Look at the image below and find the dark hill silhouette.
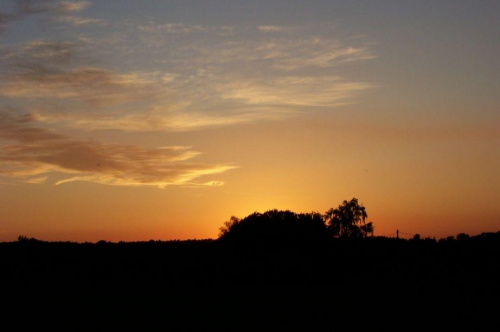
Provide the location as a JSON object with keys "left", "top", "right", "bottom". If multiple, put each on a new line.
{"left": 2, "top": 232, "right": 500, "bottom": 329}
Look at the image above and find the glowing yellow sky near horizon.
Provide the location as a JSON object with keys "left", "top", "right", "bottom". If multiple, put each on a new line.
{"left": 0, "top": 1, "right": 498, "bottom": 242}
{"left": 2, "top": 112, "right": 497, "bottom": 242}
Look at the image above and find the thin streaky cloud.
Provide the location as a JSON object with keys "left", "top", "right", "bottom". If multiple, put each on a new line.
{"left": 136, "top": 23, "right": 239, "bottom": 36}
{"left": 0, "top": 110, "right": 63, "bottom": 142}
{"left": 0, "top": 112, "right": 236, "bottom": 188}
{"left": 33, "top": 106, "right": 298, "bottom": 132}
{"left": 0, "top": 139, "right": 236, "bottom": 188}
{"left": 56, "top": 1, "right": 91, "bottom": 13}
{"left": 0, "top": 66, "right": 162, "bottom": 106}
{"left": 0, "top": 0, "right": 92, "bottom": 31}
{"left": 0, "top": 0, "right": 47, "bottom": 30}
{"left": 0, "top": 29, "right": 376, "bottom": 132}
{"left": 1, "top": 40, "right": 162, "bottom": 107}
{"left": 138, "top": 22, "right": 208, "bottom": 34}
{"left": 21, "top": 40, "right": 79, "bottom": 63}
{"left": 1, "top": 21, "right": 376, "bottom": 135}
{"left": 258, "top": 25, "right": 290, "bottom": 32}
{"left": 51, "top": 15, "right": 105, "bottom": 26}
{"left": 23, "top": 176, "right": 48, "bottom": 184}
{"left": 218, "top": 77, "right": 375, "bottom": 107}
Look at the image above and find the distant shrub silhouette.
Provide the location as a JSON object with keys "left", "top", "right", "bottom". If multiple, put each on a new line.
{"left": 17, "top": 235, "right": 41, "bottom": 243}
{"left": 217, "top": 209, "right": 327, "bottom": 246}
{"left": 456, "top": 233, "right": 470, "bottom": 241}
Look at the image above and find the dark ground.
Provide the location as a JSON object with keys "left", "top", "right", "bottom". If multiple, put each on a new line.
{"left": 2, "top": 233, "right": 499, "bottom": 330}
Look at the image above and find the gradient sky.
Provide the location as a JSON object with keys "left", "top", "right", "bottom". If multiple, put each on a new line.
{"left": 0, "top": 0, "right": 498, "bottom": 242}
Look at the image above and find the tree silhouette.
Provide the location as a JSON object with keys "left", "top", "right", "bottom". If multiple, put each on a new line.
{"left": 218, "top": 215, "right": 241, "bottom": 238}
{"left": 217, "top": 209, "right": 327, "bottom": 245}
{"left": 218, "top": 198, "right": 376, "bottom": 244}
{"left": 360, "top": 222, "right": 374, "bottom": 237}
{"left": 324, "top": 198, "right": 373, "bottom": 238}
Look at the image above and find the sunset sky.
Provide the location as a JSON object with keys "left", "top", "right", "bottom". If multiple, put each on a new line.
{"left": 0, "top": 0, "right": 498, "bottom": 242}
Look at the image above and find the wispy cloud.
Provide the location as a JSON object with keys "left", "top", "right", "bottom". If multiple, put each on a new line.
{"left": 0, "top": 111, "right": 236, "bottom": 187}
{"left": 0, "top": 7, "right": 378, "bottom": 191}
{"left": 34, "top": 106, "right": 295, "bottom": 132}
{"left": 218, "top": 77, "right": 375, "bottom": 107}
{"left": 138, "top": 22, "right": 208, "bottom": 34}
{"left": 0, "top": 0, "right": 94, "bottom": 31}
{"left": 56, "top": 1, "right": 91, "bottom": 12}
{"left": 0, "top": 20, "right": 375, "bottom": 187}
{"left": 0, "top": 40, "right": 161, "bottom": 107}
{"left": 0, "top": 66, "right": 161, "bottom": 106}
{"left": 0, "top": 110, "right": 63, "bottom": 142}
{"left": 0, "top": 0, "right": 48, "bottom": 30}
{"left": 19, "top": 40, "right": 79, "bottom": 64}
{"left": 23, "top": 176, "right": 48, "bottom": 184}
{"left": 51, "top": 15, "right": 105, "bottom": 26}
{"left": 136, "top": 22, "right": 240, "bottom": 37}
{"left": 258, "top": 25, "right": 290, "bottom": 32}
{"left": 201, "top": 37, "right": 374, "bottom": 69}
{"left": 1, "top": 22, "right": 376, "bottom": 133}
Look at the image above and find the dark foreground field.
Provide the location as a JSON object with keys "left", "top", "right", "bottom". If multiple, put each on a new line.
{"left": 2, "top": 233, "right": 500, "bottom": 330}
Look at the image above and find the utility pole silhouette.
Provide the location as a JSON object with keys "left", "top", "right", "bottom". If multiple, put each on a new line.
{"left": 396, "top": 229, "right": 399, "bottom": 239}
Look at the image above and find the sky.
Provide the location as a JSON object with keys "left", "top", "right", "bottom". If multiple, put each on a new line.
{"left": 0, "top": 0, "right": 498, "bottom": 242}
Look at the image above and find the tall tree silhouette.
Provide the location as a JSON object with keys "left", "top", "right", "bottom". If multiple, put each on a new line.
{"left": 324, "top": 198, "right": 373, "bottom": 238}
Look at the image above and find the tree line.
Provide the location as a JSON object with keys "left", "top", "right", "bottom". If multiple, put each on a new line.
{"left": 218, "top": 197, "right": 374, "bottom": 244}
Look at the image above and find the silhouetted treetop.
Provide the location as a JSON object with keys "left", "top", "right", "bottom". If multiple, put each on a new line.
{"left": 324, "top": 198, "right": 374, "bottom": 238}
{"left": 217, "top": 198, "right": 377, "bottom": 246}
{"left": 218, "top": 209, "right": 327, "bottom": 245}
